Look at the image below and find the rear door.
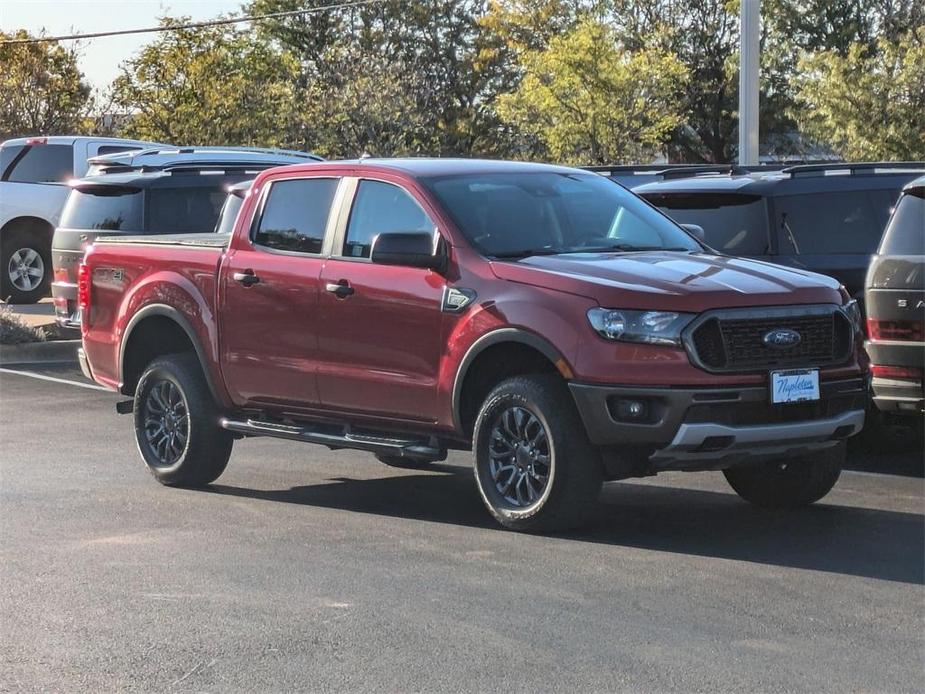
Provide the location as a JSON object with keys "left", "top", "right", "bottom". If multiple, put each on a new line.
{"left": 219, "top": 175, "right": 342, "bottom": 409}
{"left": 315, "top": 176, "right": 446, "bottom": 421}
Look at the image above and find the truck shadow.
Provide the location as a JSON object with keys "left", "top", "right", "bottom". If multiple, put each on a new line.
{"left": 207, "top": 466, "right": 924, "bottom": 586}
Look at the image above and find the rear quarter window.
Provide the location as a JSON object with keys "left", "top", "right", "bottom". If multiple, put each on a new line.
{"left": 879, "top": 189, "right": 925, "bottom": 256}
{"left": 774, "top": 190, "right": 897, "bottom": 254}
{"left": 146, "top": 185, "right": 236, "bottom": 234}
{"left": 59, "top": 188, "right": 144, "bottom": 231}
{"left": 1, "top": 144, "right": 74, "bottom": 183}
{"left": 641, "top": 192, "right": 769, "bottom": 255}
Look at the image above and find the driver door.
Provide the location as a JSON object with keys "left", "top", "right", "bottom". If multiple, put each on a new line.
{"left": 315, "top": 178, "right": 446, "bottom": 422}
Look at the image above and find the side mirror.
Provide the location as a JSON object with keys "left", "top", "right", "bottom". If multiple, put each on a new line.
{"left": 371, "top": 232, "right": 444, "bottom": 270}
{"left": 680, "top": 223, "right": 706, "bottom": 242}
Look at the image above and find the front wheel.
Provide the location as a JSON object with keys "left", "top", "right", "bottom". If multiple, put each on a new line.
{"left": 472, "top": 375, "right": 603, "bottom": 532}
{"left": 134, "top": 353, "right": 233, "bottom": 486}
{"left": 723, "top": 442, "right": 844, "bottom": 508}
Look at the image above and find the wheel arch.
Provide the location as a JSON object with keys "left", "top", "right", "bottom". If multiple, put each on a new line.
{"left": 452, "top": 328, "right": 574, "bottom": 436}
{"left": 1, "top": 215, "right": 54, "bottom": 241}
{"left": 119, "top": 304, "right": 221, "bottom": 403}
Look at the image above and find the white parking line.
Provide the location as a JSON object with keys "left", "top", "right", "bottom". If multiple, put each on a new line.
{"left": 0, "top": 367, "right": 109, "bottom": 391}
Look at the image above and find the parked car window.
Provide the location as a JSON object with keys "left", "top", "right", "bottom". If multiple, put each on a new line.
{"left": 59, "top": 187, "right": 144, "bottom": 231}
{"left": 344, "top": 180, "right": 435, "bottom": 258}
{"left": 1, "top": 144, "right": 73, "bottom": 183}
{"left": 254, "top": 177, "right": 338, "bottom": 254}
{"left": 215, "top": 193, "right": 245, "bottom": 235}
{"left": 427, "top": 173, "right": 700, "bottom": 257}
{"left": 879, "top": 189, "right": 925, "bottom": 256}
{"left": 147, "top": 187, "right": 229, "bottom": 234}
{"left": 641, "top": 192, "right": 769, "bottom": 255}
{"left": 775, "top": 191, "right": 895, "bottom": 255}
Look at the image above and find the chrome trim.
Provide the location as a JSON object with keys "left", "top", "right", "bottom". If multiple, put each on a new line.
{"left": 650, "top": 408, "right": 865, "bottom": 466}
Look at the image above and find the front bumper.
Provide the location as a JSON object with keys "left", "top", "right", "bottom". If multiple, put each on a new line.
{"left": 569, "top": 377, "right": 867, "bottom": 471}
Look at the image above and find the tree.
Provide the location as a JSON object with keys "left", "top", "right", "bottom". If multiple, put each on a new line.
{"left": 250, "top": 0, "right": 520, "bottom": 156}
{"left": 496, "top": 18, "right": 687, "bottom": 164}
{"left": 0, "top": 31, "right": 92, "bottom": 140}
{"left": 110, "top": 18, "right": 300, "bottom": 147}
{"left": 794, "top": 28, "right": 925, "bottom": 160}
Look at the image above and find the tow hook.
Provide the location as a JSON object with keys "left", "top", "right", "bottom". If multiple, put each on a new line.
{"left": 115, "top": 399, "right": 134, "bottom": 415}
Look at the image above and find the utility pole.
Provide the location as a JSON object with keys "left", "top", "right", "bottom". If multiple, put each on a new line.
{"left": 738, "top": 0, "right": 760, "bottom": 165}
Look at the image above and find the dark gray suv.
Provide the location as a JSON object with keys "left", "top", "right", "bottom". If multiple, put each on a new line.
{"left": 634, "top": 162, "right": 925, "bottom": 307}
{"left": 865, "top": 175, "right": 924, "bottom": 416}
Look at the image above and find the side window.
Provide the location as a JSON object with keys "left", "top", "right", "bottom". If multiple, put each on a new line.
{"left": 147, "top": 187, "right": 230, "bottom": 234}
{"left": 775, "top": 191, "right": 886, "bottom": 255}
{"left": 95, "top": 145, "right": 141, "bottom": 156}
{"left": 1, "top": 144, "right": 73, "bottom": 183}
{"left": 253, "top": 178, "right": 339, "bottom": 254}
{"left": 343, "top": 180, "right": 435, "bottom": 258}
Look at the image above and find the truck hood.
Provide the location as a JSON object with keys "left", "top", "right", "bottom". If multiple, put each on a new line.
{"left": 490, "top": 251, "right": 844, "bottom": 311}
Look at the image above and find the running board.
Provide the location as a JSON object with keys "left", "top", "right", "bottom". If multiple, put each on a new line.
{"left": 219, "top": 417, "right": 445, "bottom": 461}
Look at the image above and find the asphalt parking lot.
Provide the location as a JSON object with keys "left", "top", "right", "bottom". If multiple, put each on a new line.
{"left": 1, "top": 365, "right": 923, "bottom": 692}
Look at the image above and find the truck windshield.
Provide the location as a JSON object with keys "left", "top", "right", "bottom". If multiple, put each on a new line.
{"left": 425, "top": 172, "right": 701, "bottom": 258}
{"left": 640, "top": 192, "right": 769, "bottom": 255}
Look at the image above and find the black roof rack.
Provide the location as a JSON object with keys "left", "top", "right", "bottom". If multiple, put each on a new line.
{"left": 582, "top": 163, "right": 787, "bottom": 181}
{"left": 782, "top": 161, "right": 925, "bottom": 177}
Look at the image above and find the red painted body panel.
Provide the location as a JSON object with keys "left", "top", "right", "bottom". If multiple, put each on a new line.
{"left": 81, "top": 161, "right": 866, "bottom": 441}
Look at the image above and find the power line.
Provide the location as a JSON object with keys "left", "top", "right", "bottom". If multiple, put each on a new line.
{"left": 0, "top": 0, "right": 390, "bottom": 45}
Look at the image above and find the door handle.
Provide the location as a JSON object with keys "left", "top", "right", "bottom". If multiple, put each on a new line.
{"left": 232, "top": 269, "right": 260, "bottom": 287}
{"left": 325, "top": 280, "right": 354, "bottom": 298}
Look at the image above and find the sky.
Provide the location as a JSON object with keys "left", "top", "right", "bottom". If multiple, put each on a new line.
{"left": 1, "top": 0, "right": 245, "bottom": 91}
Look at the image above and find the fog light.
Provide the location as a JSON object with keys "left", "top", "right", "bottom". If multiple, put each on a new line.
{"left": 614, "top": 399, "right": 647, "bottom": 420}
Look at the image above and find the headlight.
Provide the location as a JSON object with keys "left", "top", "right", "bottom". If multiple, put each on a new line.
{"left": 587, "top": 308, "right": 695, "bottom": 346}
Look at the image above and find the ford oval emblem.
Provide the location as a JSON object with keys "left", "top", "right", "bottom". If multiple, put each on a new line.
{"left": 763, "top": 328, "right": 802, "bottom": 349}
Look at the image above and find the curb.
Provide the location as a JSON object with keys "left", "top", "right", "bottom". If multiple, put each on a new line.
{"left": 0, "top": 339, "right": 80, "bottom": 366}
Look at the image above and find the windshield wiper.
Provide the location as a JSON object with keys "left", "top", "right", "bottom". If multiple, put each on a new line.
{"left": 563, "top": 244, "right": 690, "bottom": 253}
{"left": 490, "top": 248, "right": 563, "bottom": 259}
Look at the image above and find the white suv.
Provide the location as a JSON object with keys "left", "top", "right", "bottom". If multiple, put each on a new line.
{"left": 0, "top": 135, "right": 161, "bottom": 303}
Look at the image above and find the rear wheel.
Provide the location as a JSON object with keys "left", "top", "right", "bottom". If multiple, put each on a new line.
{"left": 723, "top": 442, "right": 844, "bottom": 508}
{"left": 472, "top": 375, "right": 603, "bottom": 532}
{"left": 1, "top": 230, "right": 51, "bottom": 304}
{"left": 134, "top": 353, "right": 233, "bottom": 486}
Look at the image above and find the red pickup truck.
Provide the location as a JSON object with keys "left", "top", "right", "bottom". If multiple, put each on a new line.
{"left": 78, "top": 159, "right": 867, "bottom": 531}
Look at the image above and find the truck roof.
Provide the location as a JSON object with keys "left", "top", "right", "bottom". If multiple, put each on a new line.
{"left": 1, "top": 135, "right": 158, "bottom": 148}
{"left": 266, "top": 158, "right": 583, "bottom": 179}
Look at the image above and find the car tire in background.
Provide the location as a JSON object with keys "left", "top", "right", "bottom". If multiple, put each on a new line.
{"left": 723, "top": 442, "right": 844, "bottom": 508}
{"left": 1, "top": 229, "right": 52, "bottom": 304}
{"left": 472, "top": 374, "right": 603, "bottom": 532}
{"left": 133, "top": 352, "right": 233, "bottom": 486}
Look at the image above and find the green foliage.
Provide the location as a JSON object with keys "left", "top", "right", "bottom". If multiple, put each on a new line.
{"left": 0, "top": 31, "right": 92, "bottom": 140}
{"left": 110, "top": 18, "right": 300, "bottom": 147}
{"left": 795, "top": 29, "right": 925, "bottom": 160}
{"left": 497, "top": 18, "right": 687, "bottom": 164}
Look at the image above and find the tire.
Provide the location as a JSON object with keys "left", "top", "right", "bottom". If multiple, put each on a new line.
{"left": 472, "top": 374, "right": 603, "bottom": 532}
{"left": 1, "top": 229, "right": 52, "bottom": 304}
{"left": 375, "top": 453, "right": 434, "bottom": 469}
{"left": 133, "top": 352, "right": 233, "bottom": 486}
{"left": 723, "top": 442, "right": 845, "bottom": 508}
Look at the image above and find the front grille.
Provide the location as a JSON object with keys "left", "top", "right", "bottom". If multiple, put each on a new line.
{"left": 687, "top": 306, "right": 853, "bottom": 372}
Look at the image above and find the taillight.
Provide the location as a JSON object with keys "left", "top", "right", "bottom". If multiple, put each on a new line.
{"left": 867, "top": 319, "right": 925, "bottom": 342}
{"left": 77, "top": 263, "right": 91, "bottom": 313}
{"left": 871, "top": 365, "right": 924, "bottom": 380}
{"left": 25, "top": 137, "right": 48, "bottom": 145}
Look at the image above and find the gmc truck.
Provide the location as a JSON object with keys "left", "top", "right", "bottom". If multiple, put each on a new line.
{"left": 78, "top": 159, "right": 868, "bottom": 532}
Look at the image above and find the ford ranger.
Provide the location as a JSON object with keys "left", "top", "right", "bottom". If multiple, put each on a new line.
{"left": 78, "top": 159, "right": 868, "bottom": 531}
